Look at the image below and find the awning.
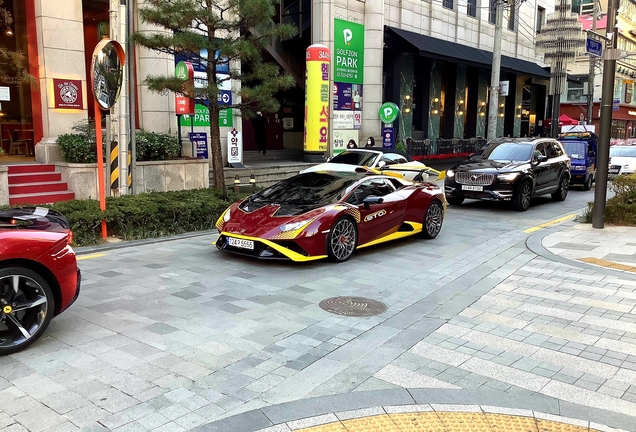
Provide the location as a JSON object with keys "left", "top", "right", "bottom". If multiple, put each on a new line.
{"left": 387, "top": 27, "right": 550, "bottom": 79}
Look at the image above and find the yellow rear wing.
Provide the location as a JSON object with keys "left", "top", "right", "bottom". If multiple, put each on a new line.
{"left": 378, "top": 165, "right": 446, "bottom": 181}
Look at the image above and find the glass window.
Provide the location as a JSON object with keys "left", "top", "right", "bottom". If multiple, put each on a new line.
{"left": 250, "top": 173, "right": 357, "bottom": 205}
{"left": 489, "top": 1, "right": 496, "bottom": 24}
{"left": 483, "top": 143, "right": 533, "bottom": 161}
{"left": 380, "top": 153, "right": 408, "bottom": 165}
{"left": 329, "top": 150, "right": 379, "bottom": 167}
{"left": 443, "top": 0, "right": 453, "bottom": 10}
{"left": 562, "top": 141, "right": 587, "bottom": 159}
{"left": 566, "top": 76, "right": 587, "bottom": 102}
{"left": 610, "top": 146, "right": 636, "bottom": 158}
{"left": 536, "top": 7, "right": 545, "bottom": 32}
{"left": 534, "top": 143, "right": 547, "bottom": 157}
{"left": 345, "top": 179, "right": 394, "bottom": 205}
{"left": 545, "top": 142, "right": 558, "bottom": 158}
{"left": 467, "top": 0, "right": 477, "bottom": 17}
{"left": 508, "top": 6, "right": 516, "bottom": 31}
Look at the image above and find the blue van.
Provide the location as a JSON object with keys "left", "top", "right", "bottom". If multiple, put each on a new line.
{"left": 558, "top": 132, "right": 597, "bottom": 190}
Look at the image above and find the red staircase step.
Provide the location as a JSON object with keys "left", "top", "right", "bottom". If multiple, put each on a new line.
{"left": 9, "top": 191, "right": 75, "bottom": 206}
{"left": 8, "top": 172, "right": 61, "bottom": 184}
{"left": 7, "top": 164, "right": 56, "bottom": 175}
{"left": 9, "top": 182, "right": 69, "bottom": 195}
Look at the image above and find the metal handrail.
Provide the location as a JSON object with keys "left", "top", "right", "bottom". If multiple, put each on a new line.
{"left": 406, "top": 138, "right": 487, "bottom": 157}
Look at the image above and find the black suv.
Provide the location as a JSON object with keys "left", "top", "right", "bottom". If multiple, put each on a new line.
{"left": 444, "top": 138, "right": 571, "bottom": 211}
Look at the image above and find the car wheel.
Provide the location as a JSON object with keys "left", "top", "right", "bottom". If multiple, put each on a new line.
{"left": 327, "top": 217, "right": 358, "bottom": 262}
{"left": 446, "top": 196, "right": 464, "bottom": 206}
{"left": 552, "top": 174, "right": 569, "bottom": 201}
{"left": 513, "top": 180, "right": 532, "bottom": 212}
{"left": 421, "top": 201, "right": 444, "bottom": 239}
{"left": 0, "top": 267, "right": 54, "bottom": 355}
{"left": 583, "top": 174, "right": 593, "bottom": 191}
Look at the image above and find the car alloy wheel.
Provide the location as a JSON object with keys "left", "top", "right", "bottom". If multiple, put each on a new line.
{"left": 328, "top": 218, "right": 357, "bottom": 262}
{"left": 513, "top": 181, "right": 532, "bottom": 211}
{"left": 552, "top": 175, "right": 569, "bottom": 201}
{"left": 0, "top": 267, "right": 53, "bottom": 355}
{"left": 422, "top": 201, "right": 443, "bottom": 239}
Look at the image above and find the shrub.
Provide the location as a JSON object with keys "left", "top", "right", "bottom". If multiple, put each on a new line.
{"left": 136, "top": 131, "right": 180, "bottom": 161}
{"left": 57, "top": 133, "right": 96, "bottom": 163}
{"left": 56, "top": 119, "right": 104, "bottom": 164}
{"left": 580, "top": 174, "right": 636, "bottom": 225}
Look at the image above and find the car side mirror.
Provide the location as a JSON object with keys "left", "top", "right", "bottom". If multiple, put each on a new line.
{"left": 468, "top": 153, "right": 475, "bottom": 159}
{"left": 362, "top": 196, "right": 384, "bottom": 210}
{"left": 535, "top": 155, "right": 548, "bottom": 164}
{"left": 327, "top": 156, "right": 332, "bottom": 162}
{"left": 588, "top": 151, "right": 595, "bottom": 157}
{"left": 378, "top": 161, "right": 386, "bottom": 168}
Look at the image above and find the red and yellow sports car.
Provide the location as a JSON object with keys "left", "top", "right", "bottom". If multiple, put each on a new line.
{"left": 1, "top": 207, "right": 80, "bottom": 355}
{"left": 216, "top": 171, "right": 445, "bottom": 262}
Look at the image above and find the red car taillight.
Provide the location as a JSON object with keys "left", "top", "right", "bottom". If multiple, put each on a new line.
{"left": 67, "top": 231, "right": 74, "bottom": 245}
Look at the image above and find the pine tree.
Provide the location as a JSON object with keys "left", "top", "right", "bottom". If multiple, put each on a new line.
{"left": 133, "top": 0, "right": 297, "bottom": 191}
{"left": 0, "top": 0, "right": 34, "bottom": 85}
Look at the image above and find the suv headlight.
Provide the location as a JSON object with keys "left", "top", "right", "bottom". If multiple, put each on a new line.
{"left": 280, "top": 219, "right": 312, "bottom": 232}
{"left": 497, "top": 172, "right": 520, "bottom": 181}
{"left": 446, "top": 169, "right": 454, "bottom": 177}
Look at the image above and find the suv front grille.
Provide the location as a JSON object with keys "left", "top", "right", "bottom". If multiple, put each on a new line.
{"left": 455, "top": 172, "right": 495, "bottom": 186}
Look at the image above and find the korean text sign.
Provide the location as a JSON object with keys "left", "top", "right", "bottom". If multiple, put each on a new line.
{"left": 303, "top": 45, "right": 330, "bottom": 153}
{"left": 334, "top": 19, "right": 364, "bottom": 85}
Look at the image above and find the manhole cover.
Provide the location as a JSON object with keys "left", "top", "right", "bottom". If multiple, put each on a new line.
{"left": 319, "top": 296, "right": 387, "bottom": 317}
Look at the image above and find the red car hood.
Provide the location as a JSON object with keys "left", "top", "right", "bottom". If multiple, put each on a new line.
{"left": 223, "top": 203, "right": 326, "bottom": 238}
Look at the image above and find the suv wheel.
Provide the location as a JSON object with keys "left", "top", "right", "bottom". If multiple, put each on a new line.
{"left": 446, "top": 196, "right": 464, "bottom": 206}
{"left": 513, "top": 180, "right": 532, "bottom": 212}
{"left": 552, "top": 174, "right": 569, "bottom": 201}
{"left": 583, "top": 174, "right": 593, "bottom": 191}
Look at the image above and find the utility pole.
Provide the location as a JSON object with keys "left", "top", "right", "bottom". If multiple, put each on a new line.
{"left": 487, "top": 0, "right": 504, "bottom": 141}
{"left": 586, "top": 0, "right": 598, "bottom": 124}
{"left": 592, "top": 0, "right": 619, "bottom": 229}
{"left": 127, "top": 0, "right": 137, "bottom": 194}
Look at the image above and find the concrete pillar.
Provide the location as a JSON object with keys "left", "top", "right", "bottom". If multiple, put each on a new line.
{"left": 363, "top": 0, "right": 384, "bottom": 141}
{"left": 34, "top": 0, "right": 88, "bottom": 162}
{"left": 136, "top": 0, "right": 174, "bottom": 133}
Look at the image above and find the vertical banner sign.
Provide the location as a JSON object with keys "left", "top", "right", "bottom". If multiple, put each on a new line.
{"left": 382, "top": 127, "right": 395, "bottom": 149}
{"left": 303, "top": 44, "right": 331, "bottom": 156}
{"left": 227, "top": 128, "right": 244, "bottom": 168}
{"left": 189, "top": 132, "right": 209, "bottom": 159}
{"left": 174, "top": 61, "right": 195, "bottom": 114}
{"left": 334, "top": 19, "right": 364, "bottom": 84}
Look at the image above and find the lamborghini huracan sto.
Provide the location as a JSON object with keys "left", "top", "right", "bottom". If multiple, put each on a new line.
{"left": 216, "top": 171, "right": 446, "bottom": 262}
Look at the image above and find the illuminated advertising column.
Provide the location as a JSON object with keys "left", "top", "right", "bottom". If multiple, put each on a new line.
{"left": 303, "top": 44, "right": 330, "bottom": 162}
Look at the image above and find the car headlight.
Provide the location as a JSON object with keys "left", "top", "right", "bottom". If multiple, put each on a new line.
{"left": 574, "top": 165, "right": 586, "bottom": 171}
{"left": 497, "top": 172, "right": 520, "bottom": 181}
{"left": 223, "top": 209, "right": 231, "bottom": 222}
{"left": 624, "top": 164, "right": 633, "bottom": 170}
{"left": 279, "top": 219, "right": 313, "bottom": 232}
{"left": 446, "top": 169, "right": 454, "bottom": 177}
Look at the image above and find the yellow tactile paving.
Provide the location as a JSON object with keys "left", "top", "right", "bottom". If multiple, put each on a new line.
{"left": 484, "top": 413, "right": 539, "bottom": 432}
{"left": 578, "top": 257, "right": 636, "bottom": 273}
{"left": 294, "top": 412, "right": 597, "bottom": 432}
{"left": 388, "top": 412, "right": 446, "bottom": 431}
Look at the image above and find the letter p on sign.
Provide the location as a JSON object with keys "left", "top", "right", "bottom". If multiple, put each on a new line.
{"left": 384, "top": 107, "right": 393, "bottom": 118}
{"left": 343, "top": 29, "right": 353, "bottom": 45}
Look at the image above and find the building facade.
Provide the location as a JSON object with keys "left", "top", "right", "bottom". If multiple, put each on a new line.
{"left": 2, "top": 0, "right": 554, "bottom": 163}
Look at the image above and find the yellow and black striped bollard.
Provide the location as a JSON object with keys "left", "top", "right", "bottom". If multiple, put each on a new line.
{"left": 110, "top": 140, "right": 119, "bottom": 192}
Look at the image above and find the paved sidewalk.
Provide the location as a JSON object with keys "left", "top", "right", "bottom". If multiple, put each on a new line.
{"left": 543, "top": 224, "right": 636, "bottom": 272}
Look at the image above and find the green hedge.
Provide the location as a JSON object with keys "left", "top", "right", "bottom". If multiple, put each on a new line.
{"left": 56, "top": 120, "right": 179, "bottom": 164}
{"left": 2, "top": 189, "right": 246, "bottom": 247}
{"left": 581, "top": 174, "right": 636, "bottom": 225}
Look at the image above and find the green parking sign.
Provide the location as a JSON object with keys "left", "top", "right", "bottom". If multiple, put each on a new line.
{"left": 180, "top": 104, "right": 233, "bottom": 127}
{"left": 378, "top": 102, "right": 399, "bottom": 124}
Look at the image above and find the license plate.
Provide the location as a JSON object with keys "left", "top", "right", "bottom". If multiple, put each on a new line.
{"left": 462, "top": 185, "right": 483, "bottom": 191}
{"left": 227, "top": 237, "right": 254, "bottom": 250}
{"left": 609, "top": 168, "right": 620, "bottom": 174}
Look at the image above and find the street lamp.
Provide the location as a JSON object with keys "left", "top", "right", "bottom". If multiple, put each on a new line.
{"left": 536, "top": 0, "right": 585, "bottom": 137}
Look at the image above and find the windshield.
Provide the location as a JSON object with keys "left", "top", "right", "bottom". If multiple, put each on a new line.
{"left": 562, "top": 141, "right": 587, "bottom": 159}
{"left": 329, "top": 150, "right": 379, "bottom": 167}
{"left": 250, "top": 173, "right": 357, "bottom": 205}
{"left": 610, "top": 146, "right": 636, "bottom": 158}
{"left": 483, "top": 143, "right": 533, "bottom": 161}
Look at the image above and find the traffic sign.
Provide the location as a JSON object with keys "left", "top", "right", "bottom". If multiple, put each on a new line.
{"left": 586, "top": 37, "right": 603, "bottom": 58}
{"left": 379, "top": 102, "right": 399, "bottom": 124}
{"left": 613, "top": 98, "right": 620, "bottom": 111}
